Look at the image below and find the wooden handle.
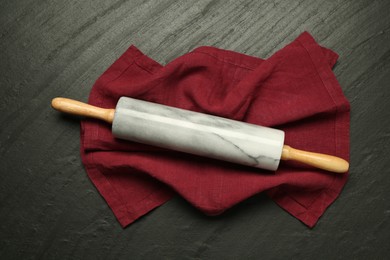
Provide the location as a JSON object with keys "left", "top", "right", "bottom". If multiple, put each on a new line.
{"left": 51, "top": 97, "right": 115, "bottom": 124}
{"left": 281, "top": 145, "right": 349, "bottom": 173}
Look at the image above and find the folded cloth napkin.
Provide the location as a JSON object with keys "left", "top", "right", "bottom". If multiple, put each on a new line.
{"left": 80, "top": 32, "right": 350, "bottom": 228}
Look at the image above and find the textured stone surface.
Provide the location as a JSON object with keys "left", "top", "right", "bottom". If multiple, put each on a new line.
{"left": 1, "top": 0, "right": 389, "bottom": 259}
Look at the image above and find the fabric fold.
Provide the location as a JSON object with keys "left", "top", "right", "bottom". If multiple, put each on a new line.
{"left": 80, "top": 32, "right": 350, "bottom": 228}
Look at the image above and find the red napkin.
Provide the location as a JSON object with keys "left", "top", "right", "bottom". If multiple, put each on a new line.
{"left": 80, "top": 32, "right": 350, "bottom": 228}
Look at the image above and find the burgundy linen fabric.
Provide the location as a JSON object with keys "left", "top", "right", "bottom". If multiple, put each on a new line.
{"left": 80, "top": 32, "right": 350, "bottom": 228}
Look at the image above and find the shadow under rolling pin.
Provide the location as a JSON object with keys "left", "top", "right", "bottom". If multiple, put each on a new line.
{"left": 51, "top": 97, "right": 349, "bottom": 174}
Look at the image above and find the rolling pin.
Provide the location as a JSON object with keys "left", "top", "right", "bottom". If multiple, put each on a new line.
{"left": 51, "top": 97, "right": 349, "bottom": 173}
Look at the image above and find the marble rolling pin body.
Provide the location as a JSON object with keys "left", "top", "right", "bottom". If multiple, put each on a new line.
{"left": 51, "top": 97, "right": 349, "bottom": 173}
{"left": 114, "top": 97, "right": 283, "bottom": 170}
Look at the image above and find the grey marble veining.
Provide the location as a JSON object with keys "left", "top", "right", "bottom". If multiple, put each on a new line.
{"left": 112, "top": 97, "right": 285, "bottom": 171}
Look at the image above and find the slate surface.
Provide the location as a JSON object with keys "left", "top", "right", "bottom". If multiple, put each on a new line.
{"left": 1, "top": 0, "right": 389, "bottom": 259}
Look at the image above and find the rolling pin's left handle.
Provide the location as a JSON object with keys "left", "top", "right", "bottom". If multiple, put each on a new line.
{"left": 51, "top": 97, "right": 115, "bottom": 124}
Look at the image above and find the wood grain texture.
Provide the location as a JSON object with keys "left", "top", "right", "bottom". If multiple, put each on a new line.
{"left": 1, "top": 0, "right": 389, "bottom": 259}
{"left": 281, "top": 145, "right": 349, "bottom": 173}
{"left": 51, "top": 97, "right": 115, "bottom": 123}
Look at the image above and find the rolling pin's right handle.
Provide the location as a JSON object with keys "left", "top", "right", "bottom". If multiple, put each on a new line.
{"left": 281, "top": 145, "right": 349, "bottom": 173}
{"left": 51, "top": 97, "right": 115, "bottom": 124}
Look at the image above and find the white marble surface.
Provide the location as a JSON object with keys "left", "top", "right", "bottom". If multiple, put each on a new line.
{"left": 112, "top": 97, "right": 285, "bottom": 171}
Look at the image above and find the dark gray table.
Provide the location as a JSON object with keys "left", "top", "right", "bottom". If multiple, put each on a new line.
{"left": 1, "top": 1, "right": 389, "bottom": 259}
